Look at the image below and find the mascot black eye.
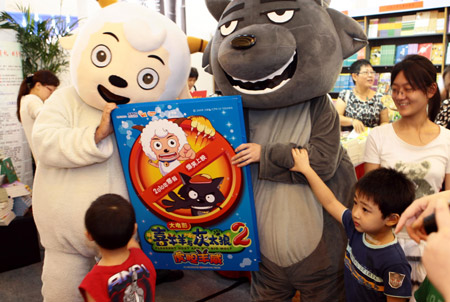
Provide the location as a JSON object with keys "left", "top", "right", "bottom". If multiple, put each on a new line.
{"left": 91, "top": 45, "right": 112, "bottom": 68}
{"left": 188, "top": 190, "right": 198, "bottom": 199}
{"left": 220, "top": 20, "right": 238, "bottom": 36}
{"left": 152, "top": 141, "right": 162, "bottom": 150}
{"left": 137, "top": 68, "right": 159, "bottom": 90}
{"left": 168, "top": 138, "right": 177, "bottom": 148}
{"left": 266, "top": 10, "right": 295, "bottom": 24}
{"left": 205, "top": 194, "right": 215, "bottom": 203}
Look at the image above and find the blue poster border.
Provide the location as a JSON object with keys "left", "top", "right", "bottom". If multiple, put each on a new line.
{"left": 112, "top": 96, "right": 260, "bottom": 271}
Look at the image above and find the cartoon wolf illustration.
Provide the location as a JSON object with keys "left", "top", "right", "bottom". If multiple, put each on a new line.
{"left": 162, "top": 173, "right": 225, "bottom": 216}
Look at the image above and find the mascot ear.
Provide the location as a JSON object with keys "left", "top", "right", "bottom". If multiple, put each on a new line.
{"left": 326, "top": 8, "right": 368, "bottom": 59}
{"left": 205, "top": 0, "right": 231, "bottom": 21}
{"left": 202, "top": 41, "right": 212, "bottom": 74}
{"left": 188, "top": 36, "right": 208, "bottom": 53}
{"left": 97, "top": 0, "right": 118, "bottom": 8}
{"left": 59, "top": 34, "right": 77, "bottom": 50}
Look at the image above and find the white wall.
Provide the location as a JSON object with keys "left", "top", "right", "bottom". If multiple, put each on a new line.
{"left": 185, "top": 0, "right": 217, "bottom": 95}
{"left": 2, "top": 0, "right": 77, "bottom": 16}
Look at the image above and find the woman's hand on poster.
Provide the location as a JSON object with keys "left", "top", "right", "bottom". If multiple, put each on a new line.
{"left": 231, "top": 143, "right": 261, "bottom": 167}
{"left": 95, "top": 103, "right": 117, "bottom": 144}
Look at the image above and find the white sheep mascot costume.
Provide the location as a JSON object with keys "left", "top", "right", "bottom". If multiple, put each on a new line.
{"left": 31, "top": 2, "right": 191, "bottom": 301}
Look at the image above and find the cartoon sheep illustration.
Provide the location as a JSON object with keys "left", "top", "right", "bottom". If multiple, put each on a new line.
{"left": 140, "top": 119, "right": 196, "bottom": 176}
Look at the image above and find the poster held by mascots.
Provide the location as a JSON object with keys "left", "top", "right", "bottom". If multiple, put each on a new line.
{"left": 112, "top": 96, "right": 260, "bottom": 271}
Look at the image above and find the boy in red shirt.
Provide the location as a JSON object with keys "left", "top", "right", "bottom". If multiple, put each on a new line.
{"left": 79, "top": 194, "right": 156, "bottom": 302}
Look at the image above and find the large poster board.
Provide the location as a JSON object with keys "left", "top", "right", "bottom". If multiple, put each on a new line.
{"left": 112, "top": 96, "right": 260, "bottom": 271}
{"left": 0, "top": 38, "right": 33, "bottom": 187}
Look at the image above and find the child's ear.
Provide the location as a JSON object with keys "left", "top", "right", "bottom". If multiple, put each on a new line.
{"left": 85, "top": 230, "right": 94, "bottom": 241}
{"left": 385, "top": 213, "right": 400, "bottom": 227}
{"left": 133, "top": 223, "right": 138, "bottom": 235}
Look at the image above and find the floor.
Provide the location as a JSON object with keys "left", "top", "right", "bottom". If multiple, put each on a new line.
{"left": 0, "top": 260, "right": 252, "bottom": 302}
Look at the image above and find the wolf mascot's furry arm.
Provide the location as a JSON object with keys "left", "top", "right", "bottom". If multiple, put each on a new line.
{"left": 203, "top": 0, "right": 367, "bottom": 301}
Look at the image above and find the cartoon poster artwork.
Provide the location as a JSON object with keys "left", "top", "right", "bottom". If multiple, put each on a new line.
{"left": 112, "top": 96, "right": 260, "bottom": 271}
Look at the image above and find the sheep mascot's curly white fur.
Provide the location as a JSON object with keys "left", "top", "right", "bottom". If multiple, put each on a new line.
{"left": 31, "top": 2, "right": 191, "bottom": 301}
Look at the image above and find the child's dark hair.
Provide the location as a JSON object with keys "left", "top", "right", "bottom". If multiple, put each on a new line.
{"left": 85, "top": 194, "right": 136, "bottom": 250}
{"left": 391, "top": 55, "right": 440, "bottom": 121}
{"left": 189, "top": 67, "right": 199, "bottom": 79}
{"left": 355, "top": 168, "right": 415, "bottom": 220}
{"left": 17, "top": 70, "right": 60, "bottom": 122}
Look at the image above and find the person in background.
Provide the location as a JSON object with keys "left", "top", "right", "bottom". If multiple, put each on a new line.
{"left": 79, "top": 193, "right": 156, "bottom": 302}
{"left": 435, "top": 65, "right": 450, "bottom": 129}
{"left": 17, "top": 70, "right": 60, "bottom": 156}
{"left": 188, "top": 67, "right": 199, "bottom": 92}
{"left": 336, "top": 59, "right": 389, "bottom": 133}
{"left": 395, "top": 191, "right": 450, "bottom": 302}
{"left": 364, "top": 55, "right": 450, "bottom": 301}
{"left": 291, "top": 148, "right": 414, "bottom": 302}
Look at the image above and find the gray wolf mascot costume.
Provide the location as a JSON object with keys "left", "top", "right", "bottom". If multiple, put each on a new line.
{"left": 203, "top": 0, "right": 367, "bottom": 301}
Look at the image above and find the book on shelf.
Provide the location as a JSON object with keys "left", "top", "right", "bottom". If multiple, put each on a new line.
{"left": 380, "top": 44, "right": 396, "bottom": 66}
{"left": 333, "top": 73, "right": 346, "bottom": 92}
{"left": 414, "top": 11, "right": 430, "bottom": 34}
{"left": 437, "top": 11, "right": 445, "bottom": 33}
{"left": 427, "top": 10, "right": 438, "bottom": 33}
{"left": 0, "top": 157, "right": 18, "bottom": 184}
{"left": 343, "top": 47, "right": 366, "bottom": 68}
{"left": 0, "top": 187, "right": 15, "bottom": 226}
{"left": 418, "top": 43, "right": 433, "bottom": 59}
{"left": 430, "top": 43, "right": 444, "bottom": 65}
{"left": 378, "top": 17, "right": 390, "bottom": 38}
{"left": 346, "top": 74, "right": 354, "bottom": 90}
{"left": 377, "top": 73, "right": 392, "bottom": 95}
{"left": 357, "top": 20, "right": 365, "bottom": 32}
{"left": 368, "top": 18, "right": 379, "bottom": 38}
{"left": 343, "top": 52, "right": 357, "bottom": 67}
{"left": 372, "top": 73, "right": 380, "bottom": 90}
{"left": 1, "top": 181, "right": 32, "bottom": 217}
{"left": 408, "top": 43, "right": 419, "bottom": 55}
{"left": 391, "top": 16, "right": 402, "bottom": 37}
{"left": 446, "top": 42, "right": 450, "bottom": 65}
{"left": 395, "top": 44, "right": 409, "bottom": 63}
{"left": 401, "top": 14, "right": 416, "bottom": 36}
{"left": 356, "top": 47, "right": 366, "bottom": 60}
{"left": 370, "top": 46, "right": 381, "bottom": 66}
{"left": 332, "top": 74, "right": 353, "bottom": 93}
{"left": 437, "top": 73, "right": 443, "bottom": 88}
{"left": 378, "top": 17, "right": 402, "bottom": 38}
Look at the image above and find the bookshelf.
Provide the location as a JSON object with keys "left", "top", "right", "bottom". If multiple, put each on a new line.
{"left": 330, "top": 3, "right": 450, "bottom": 98}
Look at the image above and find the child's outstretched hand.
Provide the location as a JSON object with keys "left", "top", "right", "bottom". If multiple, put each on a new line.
{"left": 290, "top": 148, "right": 311, "bottom": 173}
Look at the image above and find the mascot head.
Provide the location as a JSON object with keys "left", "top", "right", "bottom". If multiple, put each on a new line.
{"left": 203, "top": 0, "right": 367, "bottom": 109}
{"left": 64, "top": 2, "right": 191, "bottom": 110}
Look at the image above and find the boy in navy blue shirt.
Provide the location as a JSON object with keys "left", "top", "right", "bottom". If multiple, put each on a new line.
{"left": 291, "top": 148, "right": 414, "bottom": 302}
